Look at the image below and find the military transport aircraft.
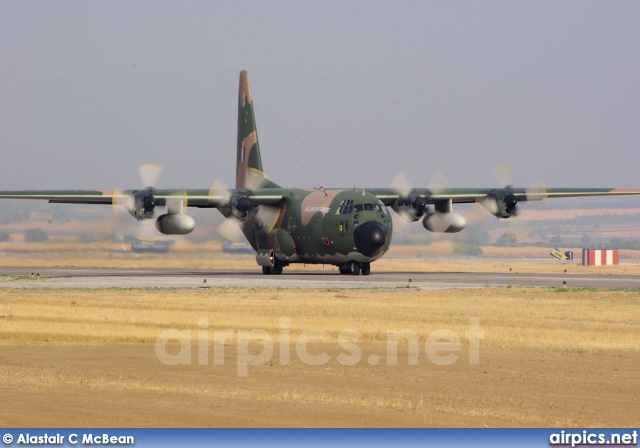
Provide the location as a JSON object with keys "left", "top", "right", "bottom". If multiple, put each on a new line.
{"left": 1, "top": 71, "right": 639, "bottom": 275}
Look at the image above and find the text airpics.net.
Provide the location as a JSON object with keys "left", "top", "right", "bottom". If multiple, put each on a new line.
{"left": 155, "top": 317, "right": 484, "bottom": 377}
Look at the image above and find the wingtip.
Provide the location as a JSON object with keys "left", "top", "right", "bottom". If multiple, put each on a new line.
{"left": 610, "top": 188, "right": 640, "bottom": 194}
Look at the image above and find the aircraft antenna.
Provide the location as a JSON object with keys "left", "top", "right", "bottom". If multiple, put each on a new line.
{"left": 255, "top": 103, "right": 365, "bottom": 188}
{"left": 255, "top": 105, "right": 321, "bottom": 188}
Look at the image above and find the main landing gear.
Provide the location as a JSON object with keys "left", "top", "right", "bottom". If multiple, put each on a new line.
{"left": 339, "top": 261, "right": 371, "bottom": 276}
{"left": 261, "top": 259, "right": 370, "bottom": 276}
{"left": 262, "top": 257, "right": 284, "bottom": 275}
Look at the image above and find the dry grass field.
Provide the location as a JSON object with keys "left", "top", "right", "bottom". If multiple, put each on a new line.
{"left": 2, "top": 241, "right": 640, "bottom": 275}
{"left": 1, "top": 286, "right": 638, "bottom": 427}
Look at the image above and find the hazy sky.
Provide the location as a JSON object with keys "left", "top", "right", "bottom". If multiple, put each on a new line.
{"left": 1, "top": 1, "right": 638, "bottom": 191}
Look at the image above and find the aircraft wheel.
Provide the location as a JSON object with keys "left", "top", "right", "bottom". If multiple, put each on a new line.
{"left": 271, "top": 258, "right": 284, "bottom": 275}
{"left": 339, "top": 266, "right": 351, "bottom": 275}
{"left": 262, "top": 266, "right": 271, "bottom": 275}
{"left": 349, "top": 261, "right": 361, "bottom": 275}
{"left": 361, "top": 262, "right": 371, "bottom": 276}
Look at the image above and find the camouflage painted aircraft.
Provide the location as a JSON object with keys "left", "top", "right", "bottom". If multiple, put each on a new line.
{"left": 1, "top": 71, "right": 639, "bottom": 275}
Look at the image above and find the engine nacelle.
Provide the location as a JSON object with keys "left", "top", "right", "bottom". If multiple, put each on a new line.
{"left": 125, "top": 188, "right": 166, "bottom": 221}
{"left": 391, "top": 191, "right": 427, "bottom": 222}
{"left": 482, "top": 188, "right": 519, "bottom": 218}
{"left": 127, "top": 189, "right": 161, "bottom": 220}
{"left": 422, "top": 212, "right": 466, "bottom": 233}
{"left": 228, "top": 194, "right": 251, "bottom": 220}
{"left": 155, "top": 213, "right": 195, "bottom": 235}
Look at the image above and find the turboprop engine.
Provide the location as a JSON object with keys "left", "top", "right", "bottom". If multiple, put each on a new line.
{"left": 126, "top": 188, "right": 165, "bottom": 220}
{"left": 391, "top": 191, "right": 427, "bottom": 222}
{"left": 480, "top": 187, "right": 520, "bottom": 219}
{"left": 228, "top": 194, "right": 251, "bottom": 220}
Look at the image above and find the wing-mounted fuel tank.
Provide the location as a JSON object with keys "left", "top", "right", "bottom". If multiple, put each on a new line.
{"left": 155, "top": 195, "right": 196, "bottom": 235}
{"left": 155, "top": 213, "right": 195, "bottom": 235}
{"left": 422, "top": 199, "right": 466, "bottom": 233}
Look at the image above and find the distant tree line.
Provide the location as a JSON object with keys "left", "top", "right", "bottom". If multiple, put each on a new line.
{"left": 24, "top": 228, "right": 48, "bottom": 242}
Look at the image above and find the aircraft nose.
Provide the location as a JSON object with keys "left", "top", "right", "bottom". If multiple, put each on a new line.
{"left": 354, "top": 221, "right": 386, "bottom": 257}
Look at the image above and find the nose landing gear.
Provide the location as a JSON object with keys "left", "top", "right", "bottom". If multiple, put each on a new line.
{"left": 339, "top": 261, "right": 371, "bottom": 276}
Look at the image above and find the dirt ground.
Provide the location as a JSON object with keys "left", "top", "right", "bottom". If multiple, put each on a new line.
{"left": 0, "top": 287, "right": 638, "bottom": 427}
{"left": 0, "top": 344, "right": 637, "bottom": 428}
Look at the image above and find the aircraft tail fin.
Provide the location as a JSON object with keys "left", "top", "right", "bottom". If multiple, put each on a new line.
{"left": 236, "top": 70, "right": 279, "bottom": 189}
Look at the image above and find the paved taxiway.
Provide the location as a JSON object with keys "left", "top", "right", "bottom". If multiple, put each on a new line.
{"left": 1, "top": 267, "right": 639, "bottom": 289}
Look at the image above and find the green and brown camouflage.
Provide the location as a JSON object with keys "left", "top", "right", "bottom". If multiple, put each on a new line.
{"left": 235, "top": 186, "right": 393, "bottom": 274}
{"left": 1, "top": 70, "right": 639, "bottom": 275}
{"left": 236, "top": 70, "right": 279, "bottom": 190}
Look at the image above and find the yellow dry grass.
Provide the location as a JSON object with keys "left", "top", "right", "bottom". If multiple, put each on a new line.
{"left": 1, "top": 287, "right": 638, "bottom": 427}
{"left": 1, "top": 287, "right": 638, "bottom": 351}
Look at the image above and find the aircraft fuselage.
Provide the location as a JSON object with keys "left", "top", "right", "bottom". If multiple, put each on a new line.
{"left": 239, "top": 189, "right": 392, "bottom": 270}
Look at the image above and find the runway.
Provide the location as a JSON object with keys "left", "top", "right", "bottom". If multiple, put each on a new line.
{"left": 1, "top": 266, "right": 639, "bottom": 289}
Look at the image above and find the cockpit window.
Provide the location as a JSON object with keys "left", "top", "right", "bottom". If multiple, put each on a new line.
{"left": 354, "top": 204, "right": 363, "bottom": 212}
{"left": 364, "top": 203, "right": 374, "bottom": 211}
{"left": 336, "top": 199, "right": 355, "bottom": 214}
{"left": 376, "top": 199, "right": 388, "bottom": 214}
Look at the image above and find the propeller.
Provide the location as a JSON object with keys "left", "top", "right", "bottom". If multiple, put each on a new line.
{"left": 476, "top": 163, "right": 548, "bottom": 241}
{"left": 112, "top": 164, "right": 166, "bottom": 243}
{"left": 135, "top": 219, "right": 160, "bottom": 242}
{"left": 477, "top": 163, "right": 548, "bottom": 219}
{"left": 208, "top": 178, "right": 279, "bottom": 244}
{"left": 135, "top": 164, "right": 164, "bottom": 220}
{"left": 216, "top": 218, "right": 245, "bottom": 243}
{"left": 389, "top": 172, "right": 428, "bottom": 222}
{"left": 208, "top": 179, "right": 251, "bottom": 220}
{"left": 428, "top": 171, "right": 453, "bottom": 195}
{"left": 137, "top": 164, "right": 164, "bottom": 190}
{"left": 389, "top": 171, "right": 467, "bottom": 233}
{"left": 209, "top": 179, "right": 242, "bottom": 242}
{"left": 491, "top": 163, "right": 513, "bottom": 190}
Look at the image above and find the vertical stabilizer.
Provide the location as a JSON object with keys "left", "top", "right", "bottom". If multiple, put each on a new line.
{"left": 236, "top": 70, "right": 279, "bottom": 189}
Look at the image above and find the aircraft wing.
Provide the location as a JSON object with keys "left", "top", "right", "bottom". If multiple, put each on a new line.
{"left": 0, "top": 190, "right": 116, "bottom": 205}
{"left": 369, "top": 187, "right": 640, "bottom": 205}
{"left": 0, "top": 189, "right": 284, "bottom": 207}
{"left": 2, "top": 187, "right": 638, "bottom": 207}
